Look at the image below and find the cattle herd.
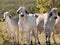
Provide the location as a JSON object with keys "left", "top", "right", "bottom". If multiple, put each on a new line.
{"left": 1, "top": 7, "right": 60, "bottom": 45}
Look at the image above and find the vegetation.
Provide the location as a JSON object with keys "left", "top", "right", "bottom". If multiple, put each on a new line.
{"left": 0, "top": 0, "right": 60, "bottom": 17}
{"left": 36, "top": 0, "right": 60, "bottom": 13}
{"left": 0, "top": 0, "right": 36, "bottom": 18}
{"left": 0, "top": 0, "right": 60, "bottom": 45}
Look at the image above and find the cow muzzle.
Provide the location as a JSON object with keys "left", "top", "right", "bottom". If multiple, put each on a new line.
{"left": 3, "top": 19, "right": 5, "bottom": 21}
{"left": 21, "top": 15, "right": 24, "bottom": 17}
{"left": 54, "top": 16, "right": 57, "bottom": 19}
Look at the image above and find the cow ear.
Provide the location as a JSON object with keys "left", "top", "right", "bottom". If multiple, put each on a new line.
{"left": 49, "top": 12, "right": 52, "bottom": 18}
{"left": 35, "top": 14, "right": 39, "bottom": 18}
{"left": 25, "top": 10, "right": 29, "bottom": 14}
{"left": 58, "top": 11, "right": 60, "bottom": 17}
{"left": 16, "top": 10, "right": 20, "bottom": 15}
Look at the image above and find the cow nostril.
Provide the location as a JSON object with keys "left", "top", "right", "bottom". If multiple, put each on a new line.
{"left": 3, "top": 19, "right": 5, "bottom": 21}
{"left": 54, "top": 17, "right": 57, "bottom": 19}
{"left": 21, "top": 15, "right": 24, "bottom": 17}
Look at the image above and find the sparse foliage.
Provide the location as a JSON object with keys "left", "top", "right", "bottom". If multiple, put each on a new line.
{"left": 36, "top": 0, "right": 60, "bottom": 13}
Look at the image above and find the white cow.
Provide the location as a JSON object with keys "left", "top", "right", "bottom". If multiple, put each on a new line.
{"left": 17, "top": 7, "right": 40, "bottom": 45}
{"left": 3, "top": 12, "right": 19, "bottom": 45}
{"left": 36, "top": 14, "right": 44, "bottom": 34}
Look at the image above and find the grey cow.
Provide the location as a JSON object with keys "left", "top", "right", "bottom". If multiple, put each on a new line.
{"left": 36, "top": 8, "right": 60, "bottom": 45}
{"left": 2, "top": 12, "right": 19, "bottom": 45}
{"left": 17, "top": 7, "right": 40, "bottom": 45}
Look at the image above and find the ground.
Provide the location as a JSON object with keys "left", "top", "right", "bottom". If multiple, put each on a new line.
{"left": 0, "top": 22, "right": 60, "bottom": 45}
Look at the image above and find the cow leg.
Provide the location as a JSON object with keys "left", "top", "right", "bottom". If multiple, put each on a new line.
{"left": 33, "top": 30, "right": 41, "bottom": 45}
{"left": 10, "top": 34, "right": 14, "bottom": 45}
{"left": 8, "top": 34, "right": 12, "bottom": 45}
{"left": 7, "top": 30, "right": 12, "bottom": 45}
{"left": 26, "top": 31, "right": 31, "bottom": 45}
{"left": 19, "top": 31, "right": 24, "bottom": 45}
{"left": 33, "top": 25, "right": 41, "bottom": 45}
{"left": 51, "top": 32, "right": 56, "bottom": 44}
{"left": 11, "top": 33, "right": 16, "bottom": 45}
{"left": 33, "top": 32, "right": 37, "bottom": 45}
{"left": 15, "top": 30, "right": 19, "bottom": 45}
{"left": 13, "top": 33, "right": 17, "bottom": 45}
{"left": 10, "top": 31, "right": 17, "bottom": 45}
{"left": 45, "top": 31, "right": 51, "bottom": 45}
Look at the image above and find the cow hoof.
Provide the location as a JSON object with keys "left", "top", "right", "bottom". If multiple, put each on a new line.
{"left": 16, "top": 43, "right": 20, "bottom": 45}
{"left": 46, "top": 41, "right": 51, "bottom": 45}
{"left": 31, "top": 41, "right": 33, "bottom": 45}
{"left": 23, "top": 44, "right": 26, "bottom": 45}
{"left": 38, "top": 41, "right": 41, "bottom": 45}
{"left": 34, "top": 43, "right": 37, "bottom": 45}
{"left": 54, "top": 42, "right": 57, "bottom": 44}
{"left": 47, "top": 43, "right": 51, "bottom": 45}
{"left": 46, "top": 43, "right": 51, "bottom": 45}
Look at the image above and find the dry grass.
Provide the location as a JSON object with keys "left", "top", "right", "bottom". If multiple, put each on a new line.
{"left": 0, "top": 22, "right": 60, "bottom": 45}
